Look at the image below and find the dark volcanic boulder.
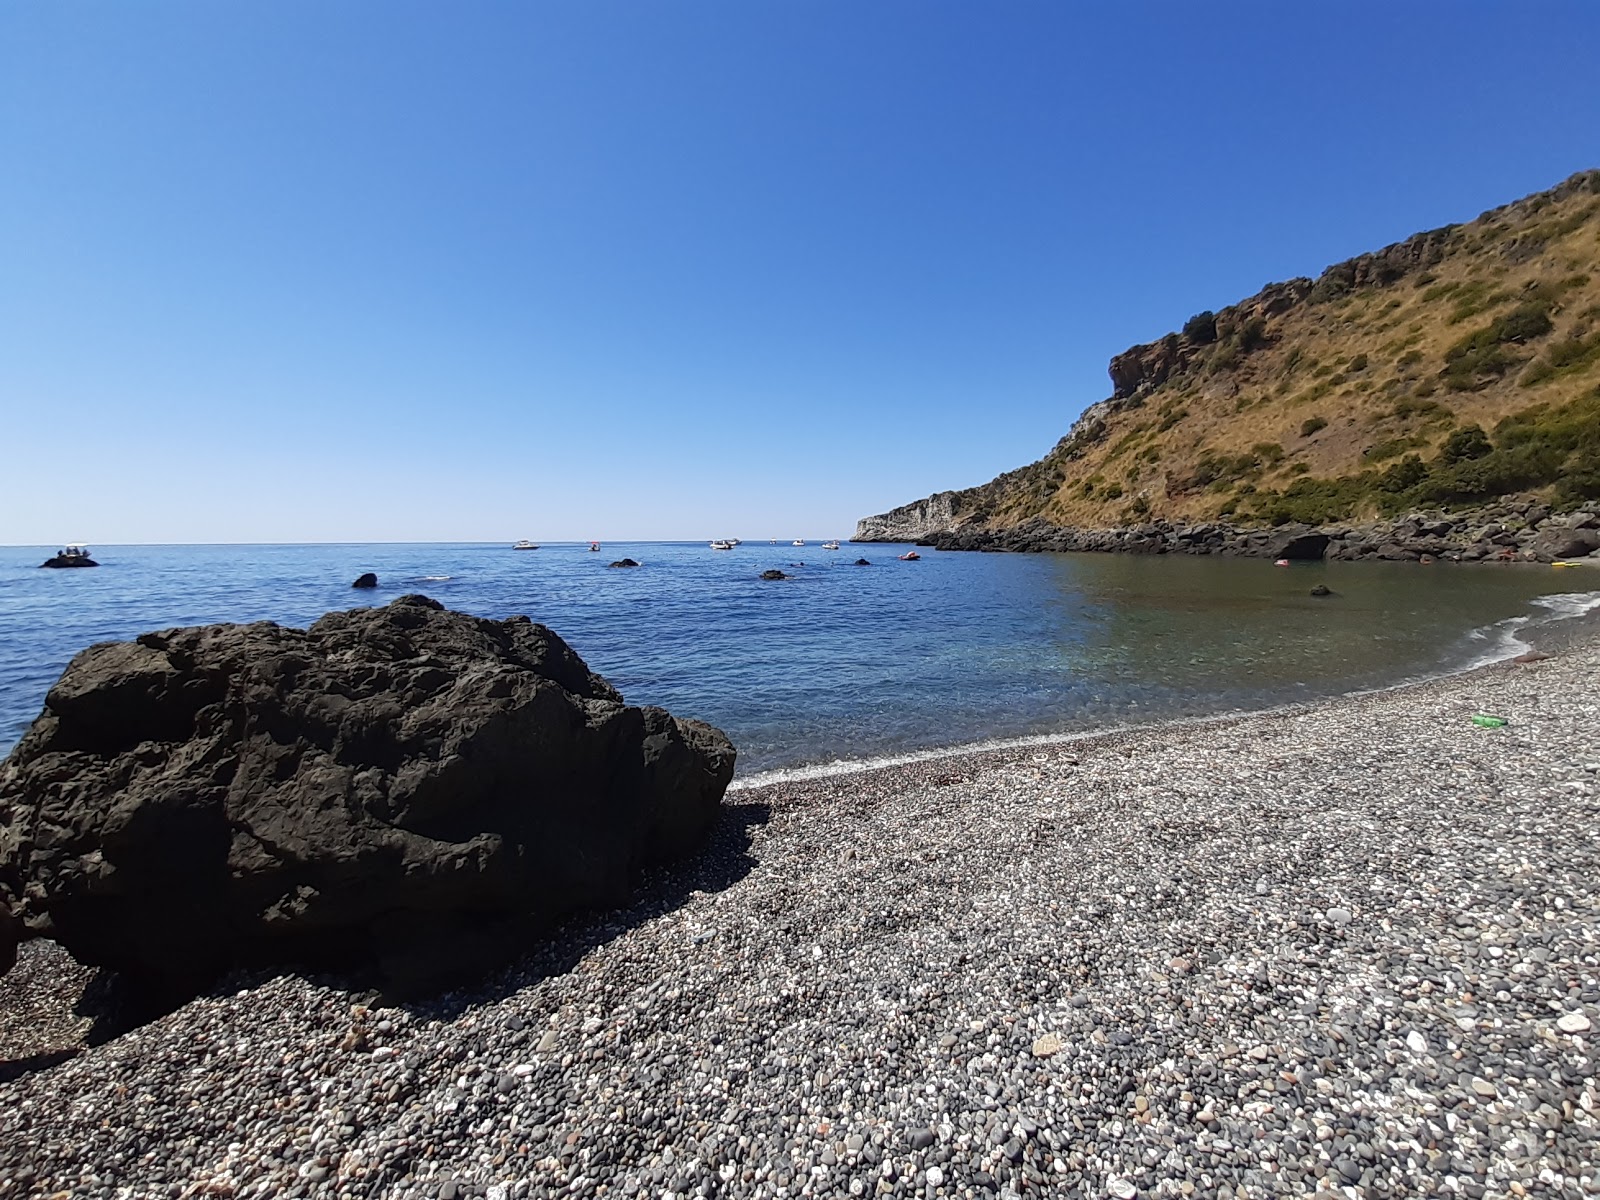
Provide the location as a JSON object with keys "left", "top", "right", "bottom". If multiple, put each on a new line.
{"left": 608, "top": 558, "right": 640, "bottom": 568}
{"left": 352, "top": 572, "right": 378, "bottom": 588}
{"left": 759, "top": 569, "right": 789, "bottom": 581}
{"left": 0, "top": 898, "right": 17, "bottom": 977}
{"left": 0, "top": 595, "right": 735, "bottom": 1002}
{"left": 1530, "top": 528, "right": 1600, "bottom": 561}
{"left": 1269, "top": 530, "right": 1331, "bottom": 561}
{"left": 853, "top": 558, "right": 871, "bottom": 566}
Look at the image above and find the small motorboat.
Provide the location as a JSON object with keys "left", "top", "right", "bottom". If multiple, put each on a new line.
{"left": 792, "top": 539, "right": 805, "bottom": 547}
{"left": 41, "top": 544, "right": 98, "bottom": 569}
{"left": 710, "top": 539, "right": 735, "bottom": 550}
{"left": 822, "top": 540, "right": 841, "bottom": 550}
{"left": 512, "top": 539, "right": 539, "bottom": 550}
{"left": 898, "top": 550, "right": 921, "bottom": 561}
{"left": 589, "top": 541, "right": 601, "bottom": 552}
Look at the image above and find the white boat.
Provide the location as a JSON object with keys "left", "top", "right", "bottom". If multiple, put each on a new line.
{"left": 792, "top": 539, "right": 805, "bottom": 547}
{"left": 822, "top": 540, "right": 841, "bottom": 550}
{"left": 512, "top": 539, "right": 539, "bottom": 550}
{"left": 589, "top": 541, "right": 600, "bottom": 552}
{"left": 710, "top": 539, "right": 735, "bottom": 550}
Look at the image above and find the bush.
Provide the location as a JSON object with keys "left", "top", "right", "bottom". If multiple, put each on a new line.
{"left": 1520, "top": 328, "right": 1600, "bottom": 387}
{"left": 1102, "top": 481, "right": 1124, "bottom": 500}
{"left": 1237, "top": 318, "right": 1269, "bottom": 352}
{"left": 1347, "top": 352, "right": 1369, "bottom": 372}
{"left": 1442, "top": 301, "right": 1554, "bottom": 390}
{"left": 1438, "top": 424, "right": 1492, "bottom": 464}
{"left": 1378, "top": 455, "right": 1427, "bottom": 492}
{"left": 1252, "top": 441, "right": 1286, "bottom": 465}
{"left": 1183, "top": 311, "right": 1218, "bottom": 344}
{"left": 1365, "top": 436, "right": 1425, "bottom": 462}
{"left": 1300, "top": 416, "right": 1328, "bottom": 437}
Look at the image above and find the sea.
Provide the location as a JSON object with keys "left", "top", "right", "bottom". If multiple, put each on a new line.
{"left": 2, "top": 541, "right": 1597, "bottom": 780}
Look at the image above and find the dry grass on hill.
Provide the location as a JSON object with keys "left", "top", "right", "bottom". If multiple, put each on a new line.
{"left": 959, "top": 169, "right": 1600, "bottom": 531}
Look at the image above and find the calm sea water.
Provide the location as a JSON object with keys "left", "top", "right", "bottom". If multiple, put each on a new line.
{"left": 2, "top": 541, "right": 1595, "bottom": 777}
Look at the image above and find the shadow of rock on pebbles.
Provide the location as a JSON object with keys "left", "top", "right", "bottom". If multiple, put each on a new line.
{"left": 402, "top": 796, "right": 769, "bottom": 1025}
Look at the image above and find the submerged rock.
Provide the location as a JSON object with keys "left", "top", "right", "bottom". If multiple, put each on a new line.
{"left": 1310, "top": 584, "right": 1333, "bottom": 597}
{"left": 759, "top": 569, "right": 790, "bottom": 581}
{"left": 351, "top": 572, "right": 378, "bottom": 588}
{"left": 608, "top": 558, "right": 640, "bottom": 568}
{"left": 0, "top": 595, "right": 736, "bottom": 1003}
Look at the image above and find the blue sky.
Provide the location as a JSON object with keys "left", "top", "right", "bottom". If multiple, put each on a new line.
{"left": 2, "top": 2, "right": 1597, "bottom": 543}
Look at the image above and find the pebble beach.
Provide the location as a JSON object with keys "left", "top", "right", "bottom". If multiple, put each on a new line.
{"left": 3, "top": 622, "right": 1599, "bottom": 1200}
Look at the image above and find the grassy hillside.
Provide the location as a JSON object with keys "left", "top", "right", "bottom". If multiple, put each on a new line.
{"left": 936, "top": 169, "right": 1600, "bottom": 532}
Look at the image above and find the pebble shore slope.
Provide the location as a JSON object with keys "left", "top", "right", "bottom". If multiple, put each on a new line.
{"left": 2, "top": 636, "right": 1599, "bottom": 1200}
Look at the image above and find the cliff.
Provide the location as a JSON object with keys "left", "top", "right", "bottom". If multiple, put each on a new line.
{"left": 856, "top": 169, "right": 1600, "bottom": 545}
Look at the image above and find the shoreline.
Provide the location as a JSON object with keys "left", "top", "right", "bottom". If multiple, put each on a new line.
{"left": 4, "top": 622, "right": 1600, "bottom": 1197}
{"left": 732, "top": 585, "right": 1600, "bottom": 791}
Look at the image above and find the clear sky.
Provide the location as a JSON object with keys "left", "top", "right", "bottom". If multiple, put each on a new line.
{"left": 2, "top": 2, "right": 1597, "bottom": 544}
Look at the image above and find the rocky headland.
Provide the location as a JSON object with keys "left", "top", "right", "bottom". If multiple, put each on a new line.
{"left": 909, "top": 498, "right": 1600, "bottom": 563}
{"left": 857, "top": 169, "right": 1600, "bottom": 554}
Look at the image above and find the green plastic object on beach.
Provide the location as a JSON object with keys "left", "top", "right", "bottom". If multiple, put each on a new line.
{"left": 1471, "top": 714, "right": 1509, "bottom": 728}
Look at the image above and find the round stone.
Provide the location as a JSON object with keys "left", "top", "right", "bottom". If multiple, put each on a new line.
{"left": 1556, "top": 1011, "right": 1592, "bottom": 1034}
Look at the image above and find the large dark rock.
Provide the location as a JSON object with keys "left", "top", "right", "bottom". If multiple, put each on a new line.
{"left": 608, "top": 558, "right": 640, "bottom": 568}
{"left": 1530, "top": 528, "right": 1600, "bottom": 561}
{"left": 759, "top": 570, "right": 789, "bottom": 581}
{"left": 0, "top": 595, "right": 735, "bottom": 1003}
{"left": 0, "top": 898, "right": 17, "bottom": 977}
{"left": 352, "top": 572, "right": 378, "bottom": 588}
{"left": 1269, "top": 531, "right": 1331, "bottom": 560}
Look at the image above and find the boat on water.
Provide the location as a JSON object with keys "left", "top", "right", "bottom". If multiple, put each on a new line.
{"left": 589, "top": 541, "right": 601, "bottom": 552}
{"left": 898, "top": 550, "right": 921, "bottom": 561}
{"left": 710, "top": 539, "right": 735, "bottom": 550}
{"left": 512, "top": 540, "right": 539, "bottom": 550}
{"left": 40, "top": 544, "right": 98, "bottom": 569}
{"left": 792, "top": 539, "right": 805, "bottom": 547}
{"left": 822, "top": 540, "right": 841, "bottom": 550}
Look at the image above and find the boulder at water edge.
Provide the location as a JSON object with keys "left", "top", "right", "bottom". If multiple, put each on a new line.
{"left": 352, "top": 572, "right": 378, "bottom": 588}
{"left": 0, "top": 595, "right": 736, "bottom": 1002}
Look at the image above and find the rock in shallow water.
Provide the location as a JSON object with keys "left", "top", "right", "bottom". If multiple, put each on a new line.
{"left": 0, "top": 594, "right": 735, "bottom": 1003}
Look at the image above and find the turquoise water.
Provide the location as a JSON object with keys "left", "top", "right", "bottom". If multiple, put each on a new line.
{"left": 1, "top": 541, "right": 1594, "bottom": 775}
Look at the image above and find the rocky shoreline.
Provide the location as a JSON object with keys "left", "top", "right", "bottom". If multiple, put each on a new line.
{"left": 3, "top": 626, "right": 1600, "bottom": 1198}
{"left": 857, "top": 499, "right": 1600, "bottom": 564}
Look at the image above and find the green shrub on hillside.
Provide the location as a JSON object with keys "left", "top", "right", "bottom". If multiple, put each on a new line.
{"left": 1438, "top": 424, "right": 1492, "bottom": 464}
{"left": 1365, "top": 436, "right": 1427, "bottom": 462}
{"left": 1300, "top": 416, "right": 1328, "bottom": 437}
{"left": 1520, "top": 328, "right": 1600, "bottom": 387}
{"left": 1442, "top": 301, "right": 1554, "bottom": 390}
{"left": 1183, "top": 311, "right": 1218, "bottom": 344}
{"left": 1245, "top": 387, "right": 1600, "bottom": 521}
